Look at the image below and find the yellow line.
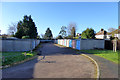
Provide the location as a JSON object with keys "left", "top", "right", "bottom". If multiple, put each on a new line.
{"left": 81, "top": 54, "right": 100, "bottom": 80}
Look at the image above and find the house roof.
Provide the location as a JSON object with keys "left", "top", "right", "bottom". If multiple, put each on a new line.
{"left": 96, "top": 28, "right": 120, "bottom": 35}
{"left": 107, "top": 29, "right": 118, "bottom": 35}
{"left": 96, "top": 30, "right": 107, "bottom": 35}
{"left": 96, "top": 31, "right": 103, "bottom": 35}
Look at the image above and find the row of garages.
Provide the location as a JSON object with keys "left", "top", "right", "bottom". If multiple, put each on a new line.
{"left": 54, "top": 39, "right": 105, "bottom": 50}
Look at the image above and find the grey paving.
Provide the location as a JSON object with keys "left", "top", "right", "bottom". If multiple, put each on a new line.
{"left": 2, "top": 43, "right": 95, "bottom": 78}
{"left": 80, "top": 52, "right": 118, "bottom": 78}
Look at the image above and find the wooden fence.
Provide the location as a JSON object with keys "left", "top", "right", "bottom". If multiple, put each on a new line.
{"left": 105, "top": 40, "right": 120, "bottom": 50}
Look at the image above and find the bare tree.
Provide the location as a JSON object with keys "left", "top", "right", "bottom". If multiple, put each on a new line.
{"left": 67, "top": 22, "right": 77, "bottom": 37}
{"left": 108, "top": 27, "right": 116, "bottom": 33}
{"left": 8, "top": 22, "right": 17, "bottom": 35}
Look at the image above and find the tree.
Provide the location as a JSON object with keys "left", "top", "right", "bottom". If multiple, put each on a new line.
{"left": 44, "top": 28, "right": 53, "bottom": 39}
{"left": 37, "top": 35, "right": 40, "bottom": 39}
{"left": 81, "top": 28, "right": 95, "bottom": 39}
{"left": 56, "top": 35, "right": 63, "bottom": 39}
{"left": 71, "top": 27, "right": 76, "bottom": 37}
{"left": 22, "top": 15, "right": 38, "bottom": 38}
{"left": 67, "top": 23, "right": 77, "bottom": 38}
{"left": 40, "top": 34, "right": 45, "bottom": 39}
{"left": 108, "top": 27, "right": 116, "bottom": 32}
{"left": 15, "top": 21, "right": 24, "bottom": 38}
{"left": 15, "top": 15, "right": 38, "bottom": 39}
{"left": 59, "top": 26, "right": 67, "bottom": 38}
{"left": 8, "top": 22, "right": 17, "bottom": 35}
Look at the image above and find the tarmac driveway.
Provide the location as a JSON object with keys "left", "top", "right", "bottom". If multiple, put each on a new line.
{"left": 2, "top": 43, "right": 95, "bottom": 78}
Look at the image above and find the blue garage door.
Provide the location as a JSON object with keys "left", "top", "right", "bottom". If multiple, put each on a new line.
{"left": 76, "top": 40, "right": 80, "bottom": 50}
{"left": 69, "top": 40, "right": 72, "bottom": 47}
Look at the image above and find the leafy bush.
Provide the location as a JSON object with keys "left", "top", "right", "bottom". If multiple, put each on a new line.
{"left": 37, "top": 35, "right": 40, "bottom": 39}
{"left": 73, "top": 37, "right": 79, "bottom": 39}
{"left": 56, "top": 35, "right": 63, "bottom": 39}
{"left": 22, "top": 36, "right": 30, "bottom": 39}
{"left": 81, "top": 28, "right": 95, "bottom": 39}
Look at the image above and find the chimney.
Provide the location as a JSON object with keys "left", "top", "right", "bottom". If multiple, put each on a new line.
{"left": 101, "top": 28, "right": 104, "bottom": 31}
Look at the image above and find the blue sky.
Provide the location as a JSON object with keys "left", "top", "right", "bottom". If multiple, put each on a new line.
{"left": 1, "top": 2, "right": 118, "bottom": 37}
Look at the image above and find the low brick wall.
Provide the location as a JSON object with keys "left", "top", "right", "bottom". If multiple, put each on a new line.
{"left": 1, "top": 39, "right": 40, "bottom": 52}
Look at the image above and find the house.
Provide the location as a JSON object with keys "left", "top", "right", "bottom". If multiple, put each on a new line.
{"left": 0, "top": 34, "right": 18, "bottom": 39}
{"left": 114, "top": 34, "right": 120, "bottom": 39}
{"left": 96, "top": 27, "right": 120, "bottom": 40}
{"left": 95, "top": 29, "right": 111, "bottom": 39}
{"left": 114, "top": 29, "right": 120, "bottom": 39}
{"left": 76, "top": 33, "right": 81, "bottom": 39}
{"left": 107, "top": 27, "right": 120, "bottom": 40}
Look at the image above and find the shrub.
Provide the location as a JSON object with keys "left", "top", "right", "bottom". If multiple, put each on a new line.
{"left": 37, "top": 35, "right": 40, "bottom": 39}
{"left": 73, "top": 37, "right": 79, "bottom": 39}
{"left": 22, "top": 36, "right": 30, "bottom": 39}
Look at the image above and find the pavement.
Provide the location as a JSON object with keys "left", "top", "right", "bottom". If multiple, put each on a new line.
{"left": 2, "top": 43, "right": 96, "bottom": 78}
{"left": 81, "top": 52, "right": 118, "bottom": 79}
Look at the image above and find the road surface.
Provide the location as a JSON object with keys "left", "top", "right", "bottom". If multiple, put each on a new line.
{"left": 2, "top": 43, "right": 95, "bottom": 78}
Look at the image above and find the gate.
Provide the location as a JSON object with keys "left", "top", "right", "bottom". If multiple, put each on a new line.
{"left": 76, "top": 40, "right": 80, "bottom": 50}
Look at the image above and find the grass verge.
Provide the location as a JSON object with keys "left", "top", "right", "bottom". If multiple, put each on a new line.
{"left": 1, "top": 51, "right": 38, "bottom": 66}
{"left": 80, "top": 50, "right": 119, "bottom": 64}
{"left": 0, "top": 43, "right": 41, "bottom": 67}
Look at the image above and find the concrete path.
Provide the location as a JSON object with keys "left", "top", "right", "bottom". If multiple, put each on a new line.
{"left": 2, "top": 43, "right": 95, "bottom": 78}
{"left": 81, "top": 53, "right": 118, "bottom": 78}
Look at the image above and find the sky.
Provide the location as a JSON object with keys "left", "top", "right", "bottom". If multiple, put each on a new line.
{"left": 1, "top": 2, "right": 118, "bottom": 37}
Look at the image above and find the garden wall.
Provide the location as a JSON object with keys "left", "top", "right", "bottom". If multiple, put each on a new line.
{"left": 0, "top": 39, "right": 40, "bottom": 51}
{"left": 40, "top": 40, "right": 54, "bottom": 43}
{"left": 56, "top": 39, "right": 105, "bottom": 50}
{"left": 80, "top": 39, "right": 105, "bottom": 50}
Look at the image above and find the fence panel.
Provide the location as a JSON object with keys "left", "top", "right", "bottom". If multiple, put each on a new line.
{"left": 62, "top": 40, "right": 64, "bottom": 45}
{"left": 105, "top": 40, "right": 113, "bottom": 50}
{"left": 64, "top": 39, "right": 66, "bottom": 46}
{"left": 57, "top": 39, "right": 105, "bottom": 50}
{"left": 61, "top": 40, "right": 62, "bottom": 45}
{"left": 69, "top": 40, "right": 72, "bottom": 47}
{"left": 60, "top": 40, "right": 62, "bottom": 45}
{"left": 1, "top": 39, "right": 40, "bottom": 52}
{"left": 66, "top": 39, "right": 69, "bottom": 47}
{"left": 58, "top": 40, "right": 60, "bottom": 44}
{"left": 118, "top": 40, "right": 120, "bottom": 50}
{"left": 55, "top": 40, "right": 58, "bottom": 44}
{"left": 72, "top": 40, "right": 76, "bottom": 49}
{"left": 76, "top": 40, "right": 81, "bottom": 50}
